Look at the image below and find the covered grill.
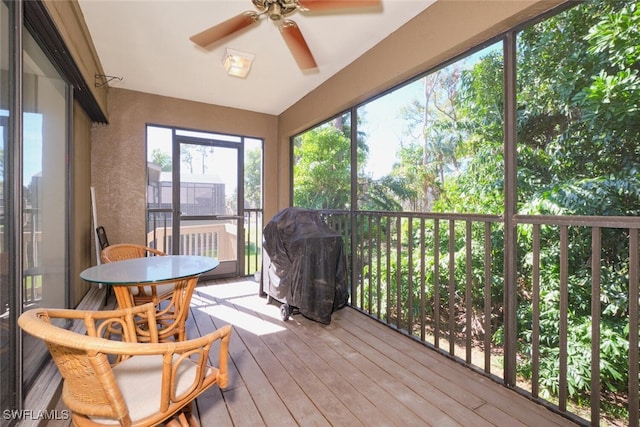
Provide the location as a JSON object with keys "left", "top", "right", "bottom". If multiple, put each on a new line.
{"left": 261, "top": 207, "right": 348, "bottom": 324}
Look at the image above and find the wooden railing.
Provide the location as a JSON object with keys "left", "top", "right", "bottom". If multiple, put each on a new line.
{"left": 10, "top": 230, "right": 44, "bottom": 307}
{"left": 146, "top": 208, "right": 263, "bottom": 275}
{"left": 149, "top": 223, "right": 236, "bottom": 261}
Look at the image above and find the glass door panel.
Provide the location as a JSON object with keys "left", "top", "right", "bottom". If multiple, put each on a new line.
{"left": 177, "top": 135, "right": 241, "bottom": 278}
{"left": 22, "top": 26, "right": 69, "bottom": 390}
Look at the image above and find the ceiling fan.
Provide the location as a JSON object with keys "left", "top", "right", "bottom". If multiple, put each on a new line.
{"left": 189, "top": 0, "right": 381, "bottom": 70}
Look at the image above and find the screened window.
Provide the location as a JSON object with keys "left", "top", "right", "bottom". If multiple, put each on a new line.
{"left": 516, "top": 1, "right": 640, "bottom": 217}
{"left": 292, "top": 112, "right": 352, "bottom": 210}
{"left": 356, "top": 43, "right": 503, "bottom": 213}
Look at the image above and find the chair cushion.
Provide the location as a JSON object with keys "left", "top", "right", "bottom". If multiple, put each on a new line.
{"left": 130, "top": 282, "right": 175, "bottom": 297}
{"left": 91, "top": 354, "right": 202, "bottom": 424}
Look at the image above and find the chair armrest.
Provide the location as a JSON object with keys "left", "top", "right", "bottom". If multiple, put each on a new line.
{"left": 18, "top": 304, "right": 234, "bottom": 358}
{"left": 145, "top": 247, "right": 167, "bottom": 257}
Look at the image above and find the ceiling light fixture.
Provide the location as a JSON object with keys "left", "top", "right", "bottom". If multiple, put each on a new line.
{"left": 223, "top": 48, "right": 255, "bottom": 78}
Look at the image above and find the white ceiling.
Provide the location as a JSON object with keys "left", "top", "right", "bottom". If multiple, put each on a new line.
{"left": 78, "top": 0, "right": 435, "bottom": 115}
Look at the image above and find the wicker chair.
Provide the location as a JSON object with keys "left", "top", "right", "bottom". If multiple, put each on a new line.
{"left": 18, "top": 303, "right": 232, "bottom": 427}
{"left": 101, "top": 243, "right": 175, "bottom": 307}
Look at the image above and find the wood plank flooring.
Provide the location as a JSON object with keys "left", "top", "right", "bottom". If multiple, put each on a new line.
{"left": 186, "top": 278, "right": 578, "bottom": 427}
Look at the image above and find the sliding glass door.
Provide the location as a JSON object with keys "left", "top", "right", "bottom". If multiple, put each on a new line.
{"left": 1, "top": 2, "right": 70, "bottom": 411}
{"left": 21, "top": 22, "right": 69, "bottom": 391}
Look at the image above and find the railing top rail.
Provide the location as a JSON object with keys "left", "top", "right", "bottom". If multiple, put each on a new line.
{"left": 318, "top": 209, "right": 502, "bottom": 222}
{"left": 317, "top": 209, "right": 640, "bottom": 228}
{"left": 149, "top": 208, "right": 263, "bottom": 214}
{"left": 516, "top": 214, "right": 640, "bottom": 228}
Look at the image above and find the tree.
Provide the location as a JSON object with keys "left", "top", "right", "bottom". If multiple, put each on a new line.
{"left": 396, "top": 67, "right": 467, "bottom": 211}
{"left": 580, "top": 2, "right": 640, "bottom": 151}
{"left": 180, "top": 146, "right": 194, "bottom": 174}
{"left": 244, "top": 148, "right": 262, "bottom": 209}
{"left": 151, "top": 148, "right": 171, "bottom": 172}
{"left": 196, "top": 145, "right": 214, "bottom": 174}
{"left": 293, "top": 125, "right": 351, "bottom": 209}
{"left": 293, "top": 115, "right": 369, "bottom": 210}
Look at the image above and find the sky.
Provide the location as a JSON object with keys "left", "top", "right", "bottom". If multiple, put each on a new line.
{"left": 356, "top": 41, "right": 501, "bottom": 180}
{"left": 359, "top": 81, "right": 424, "bottom": 179}
{"left": 24, "top": 113, "right": 43, "bottom": 183}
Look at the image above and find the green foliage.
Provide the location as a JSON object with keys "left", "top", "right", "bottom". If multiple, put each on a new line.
{"left": 358, "top": 3, "right": 638, "bottom": 413}
{"left": 151, "top": 148, "right": 172, "bottom": 171}
{"left": 580, "top": 2, "right": 640, "bottom": 139}
{"left": 244, "top": 148, "right": 262, "bottom": 209}
{"left": 358, "top": 174, "right": 409, "bottom": 211}
{"left": 293, "top": 125, "right": 352, "bottom": 209}
{"left": 458, "top": 49, "right": 504, "bottom": 148}
{"left": 508, "top": 2, "right": 639, "bottom": 407}
{"left": 434, "top": 142, "right": 504, "bottom": 214}
{"left": 294, "top": 0, "right": 638, "bottom": 418}
{"left": 356, "top": 216, "right": 505, "bottom": 344}
{"left": 521, "top": 171, "right": 640, "bottom": 216}
{"left": 403, "top": 0, "right": 638, "bottom": 413}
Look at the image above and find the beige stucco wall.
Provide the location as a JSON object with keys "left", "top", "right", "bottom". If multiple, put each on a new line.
{"left": 91, "top": 88, "right": 279, "bottom": 248}
{"left": 277, "top": 0, "right": 567, "bottom": 209}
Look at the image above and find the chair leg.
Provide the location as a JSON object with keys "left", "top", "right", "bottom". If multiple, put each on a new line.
{"left": 104, "top": 285, "right": 111, "bottom": 306}
{"left": 186, "top": 413, "right": 199, "bottom": 427}
{"left": 165, "top": 417, "right": 182, "bottom": 427}
{"left": 165, "top": 412, "right": 193, "bottom": 427}
{"left": 165, "top": 403, "right": 198, "bottom": 427}
{"left": 181, "top": 402, "right": 199, "bottom": 427}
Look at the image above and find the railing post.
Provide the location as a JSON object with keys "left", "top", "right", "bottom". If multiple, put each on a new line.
{"left": 350, "top": 108, "right": 359, "bottom": 308}
{"left": 590, "top": 227, "right": 601, "bottom": 424}
{"left": 628, "top": 228, "right": 639, "bottom": 427}
{"left": 559, "top": 226, "right": 568, "bottom": 411}
{"left": 350, "top": 211, "right": 358, "bottom": 308}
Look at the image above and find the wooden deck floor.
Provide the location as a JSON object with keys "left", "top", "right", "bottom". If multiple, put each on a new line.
{"left": 186, "top": 277, "right": 578, "bottom": 427}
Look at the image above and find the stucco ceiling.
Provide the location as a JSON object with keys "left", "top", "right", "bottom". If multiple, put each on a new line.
{"left": 78, "top": 0, "right": 435, "bottom": 115}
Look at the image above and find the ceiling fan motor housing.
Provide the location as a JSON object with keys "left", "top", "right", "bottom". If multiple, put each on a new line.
{"left": 252, "top": 0, "right": 299, "bottom": 20}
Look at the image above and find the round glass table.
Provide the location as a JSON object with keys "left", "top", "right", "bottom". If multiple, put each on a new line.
{"left": 81, "top": 255, "right": 219, "bottom": 341}
{"left": 80, "top": 255, "right": 219, "bottom": 285}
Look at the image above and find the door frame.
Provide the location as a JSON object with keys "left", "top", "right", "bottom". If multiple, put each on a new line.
{"left": 172, "top": 132, "right": 245, "bottom": 278}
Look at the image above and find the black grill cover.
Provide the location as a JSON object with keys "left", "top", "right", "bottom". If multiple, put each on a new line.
{"left": 262, "top": 207, "right": 348, "bottom": 324}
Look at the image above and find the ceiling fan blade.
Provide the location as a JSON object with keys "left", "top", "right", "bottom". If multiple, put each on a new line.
{"left": 297, "top": 0, "right": 381, "bottom": 11}
{"left": 190, "top": 12, "right": 259, "bottom": 47}
{"left": 280, "top": 20, "right": 317, "bottom": 70}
